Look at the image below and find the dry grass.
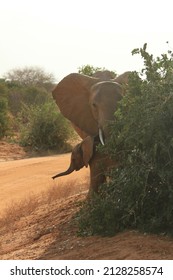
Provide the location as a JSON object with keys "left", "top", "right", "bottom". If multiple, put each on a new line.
{"left": 0, "top": 176, "right": 89, "bottom": 229}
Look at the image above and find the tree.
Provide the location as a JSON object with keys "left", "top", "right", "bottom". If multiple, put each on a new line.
{"left": 78, "top": 65, "right": 102, "bottom": 76}
{"left": 78, "top": 64, "right": 116, "bottom": 77}
{"left": 4, "top": 67, "right": 55, "bottom": 91}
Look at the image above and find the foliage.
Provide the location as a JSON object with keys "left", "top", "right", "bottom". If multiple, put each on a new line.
{"left": 78, "top": 44, "right": 173, "bottom": 236}
{"left": 4, "top": 66, "right": 55, "bottom": 90}
{"left": 78, "top": 65, "right": 103, "bottom": 76}
{"left": 0, "top": 98, "right": 9, "bottom": 139}
{"left": 0, "top": 66, "right": 76, "bottom": 151}
{"left": 0, "top": 82, "right": 10, "bottom": 138}
{"left": 77, "top": 191, "right": 121, "bottom": 236}
{"left": 78, "top": 64, "right": 116, "bottom": 77}
{"left": 4, "top": 67, "right": 54, "bottom": 116}
{"left": 7, "top": 84, "right": 51, "bottom": 116}
{"left": 18, "top": 101, "right": 74, "bottom": 151}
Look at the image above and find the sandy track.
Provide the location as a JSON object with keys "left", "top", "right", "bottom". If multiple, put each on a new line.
{"left": 0, "top": 154, "right": 89, "bottom": 213}
{"left": 1, "top": 151, "right": 173, "bottom": 260}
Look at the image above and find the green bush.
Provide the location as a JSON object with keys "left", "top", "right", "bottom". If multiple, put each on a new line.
{"left": 78, "top": 44, "right": 173, "bottom": 236}
{"left": 0, "top": 82, "right": 9, "bottom": 138}
{"left": 18, "top": 101, "right": 74, "bottom": 151}
{"left": 7, "top": 84, "right": 50, "bottom": 116}
{"left": 0, "top": 97, "right": 9, "bottom": 139}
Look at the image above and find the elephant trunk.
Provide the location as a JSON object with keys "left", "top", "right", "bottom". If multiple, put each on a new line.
{"left": 52, "top": 164, "right": 75, "bottom": 180}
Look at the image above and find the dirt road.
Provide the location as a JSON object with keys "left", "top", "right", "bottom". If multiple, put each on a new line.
{"left": 0, "top": 154, "right": 88, "bottom": 213}
{"left": 1, "top": 144, "right": 173, "bottom": 260}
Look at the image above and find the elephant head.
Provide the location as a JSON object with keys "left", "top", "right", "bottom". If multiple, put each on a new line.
{"left": 52, "top": 136, "right": 94, "bottom": 179}
{"left": 92, "top": 70, "right": 115, "bottom": 80}
{"left": 52, "top": 71, "right": 130, "bottom": 144}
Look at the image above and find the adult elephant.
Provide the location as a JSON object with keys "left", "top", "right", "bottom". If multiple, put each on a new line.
{"left": 52, "top": 70, "right": 130, "bottom": 194}
{"left": 52, "top": 70, "right": 130, "bottom": 144}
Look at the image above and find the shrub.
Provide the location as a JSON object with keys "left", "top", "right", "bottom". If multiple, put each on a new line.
{"left": 18, "top": 101, "right": 75, "bottom": 151}
{"left": 78, "top": 44, "right": 173, "bottom": 236}
{"left": 7, "top": 84, "right": 50, "bottom": 116}
{"left": 0, "top": 82, "right": 9, "bottom": 138}
{"left": 0, "top": 97, "right": 9, "bottom": 139}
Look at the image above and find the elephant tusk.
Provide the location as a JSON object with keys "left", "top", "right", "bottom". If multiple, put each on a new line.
{"left": 99, "top": 128, "right": 105, "bottom": 145}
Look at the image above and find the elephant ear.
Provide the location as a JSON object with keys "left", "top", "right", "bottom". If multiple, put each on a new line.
{"left": 81, "top": 136, "right": 94, "bottom": 167}
{"left": 52, "top": 73, "right": 99, "bottom": 137}
{"left": 114, "top": 71, "right": 131, "bottom": 85}
{"left": 114, "top": 71, "right": 131, "bottom": 95}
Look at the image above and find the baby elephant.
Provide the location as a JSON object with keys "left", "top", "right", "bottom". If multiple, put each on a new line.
{"left": 52, "top": 136, "right": 117, "bottom": 195}
{"left": 52, "top": 136, "right": 94, "bottom": 179}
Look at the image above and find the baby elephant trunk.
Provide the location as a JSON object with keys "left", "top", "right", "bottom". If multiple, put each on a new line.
{"left": 52, "top": 164, "right": 75, "bottom": 180}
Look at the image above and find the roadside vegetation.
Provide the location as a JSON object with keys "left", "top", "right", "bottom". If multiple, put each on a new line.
{"left": 0, "top": 65, "right": 110, "bottom": 153}
{"left": 78, "top": 43, "right": 173, "bottom": 237}
{"left": 0, "top": 67, "right": 75, "bottom": 153}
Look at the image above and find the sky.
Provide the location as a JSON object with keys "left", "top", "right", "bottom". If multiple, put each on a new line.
{"left": 0, "top": 0, "right": 173, "bottom": 82}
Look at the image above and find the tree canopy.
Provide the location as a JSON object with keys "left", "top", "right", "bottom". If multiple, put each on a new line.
{"left": 4, "top": 66, "right": 55, "bottom": 90}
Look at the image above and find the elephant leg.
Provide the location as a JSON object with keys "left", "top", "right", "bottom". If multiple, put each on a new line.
{"left": 89, "top": 167, "right": 105, "bottom": 194}
{"left": 87, "top": 151, "right": 118, "bottom": 197}
{"left": 87, "top": 153, "right": 107, "bottom": 197}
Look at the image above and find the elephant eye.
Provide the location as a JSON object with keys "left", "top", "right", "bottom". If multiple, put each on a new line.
{"left": 92, "top": 103, "right": 97, "bottom": 108}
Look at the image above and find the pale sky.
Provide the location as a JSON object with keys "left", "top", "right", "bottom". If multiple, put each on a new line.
{"left": 0, "top": 0, "right": 173, "bottom": 81}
